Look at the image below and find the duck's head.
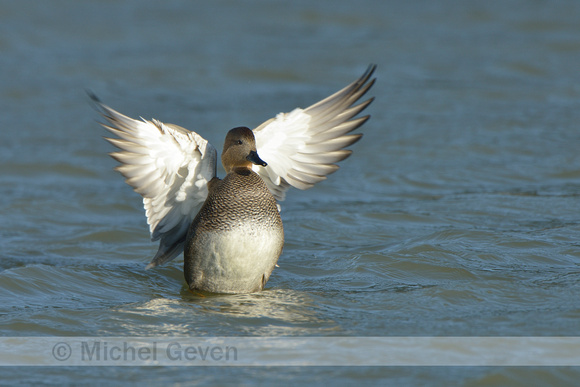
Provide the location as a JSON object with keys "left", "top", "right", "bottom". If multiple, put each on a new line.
{"left": 221, "top": 126, "right": 267, "bottom": 173}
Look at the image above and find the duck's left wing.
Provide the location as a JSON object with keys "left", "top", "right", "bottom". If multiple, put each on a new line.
{"left": 252, "top": 64, "right": 376, "bottom": 201}
{"left": 91, "top": 95, "right": 217, "bottom": 268}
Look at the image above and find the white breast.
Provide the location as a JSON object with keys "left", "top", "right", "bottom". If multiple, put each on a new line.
{"left": 187, "top": 223, "right": 283, "bottom": 293}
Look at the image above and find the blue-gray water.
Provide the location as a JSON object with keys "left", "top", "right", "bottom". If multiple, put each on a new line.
{"left": 1, "top": 0, "right": 580, "bottom": 385}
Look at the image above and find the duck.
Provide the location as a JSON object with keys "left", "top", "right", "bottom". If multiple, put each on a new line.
{"left": 92, "top": 64, "right": 376, "bottom": 294}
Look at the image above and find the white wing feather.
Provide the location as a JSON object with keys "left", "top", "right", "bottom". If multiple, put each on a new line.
{"left": 252, "top": 64, "right": 376, "bottom": 201}
{"left": 92, "top": 97, "right": 217, "bottom": 268}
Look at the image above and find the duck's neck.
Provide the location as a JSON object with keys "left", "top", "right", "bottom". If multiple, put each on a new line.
{"left": 230, "top": 166, "right": 253, "bottom": 176}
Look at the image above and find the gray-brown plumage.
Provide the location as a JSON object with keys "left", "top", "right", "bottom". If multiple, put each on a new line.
{"left": 184, "top": 127, "right": 284, "bottom": 293}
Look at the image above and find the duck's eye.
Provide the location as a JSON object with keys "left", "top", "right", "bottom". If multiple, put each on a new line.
{"left": 237, "top": 140, "right": 243, "bottom": 145}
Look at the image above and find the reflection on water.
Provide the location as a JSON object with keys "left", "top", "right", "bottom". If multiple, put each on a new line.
{"left": 106, "top": 289, "right": 335, "bottom": 337}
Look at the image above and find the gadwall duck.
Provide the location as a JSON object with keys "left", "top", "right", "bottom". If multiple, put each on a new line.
{"left": 92, "top": 64, "right": 376, "bottom": 293}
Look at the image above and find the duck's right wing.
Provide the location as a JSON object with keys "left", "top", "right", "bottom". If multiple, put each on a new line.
{"left": 91, "top": 95, "right": 217, "bottom": 269}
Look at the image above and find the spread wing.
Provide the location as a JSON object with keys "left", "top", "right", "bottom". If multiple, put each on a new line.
{"left": 91, "top": 95, "right": 217, "bottom": 268}
{"left": 252, "top": 64, "right": 376, "bottom": 201}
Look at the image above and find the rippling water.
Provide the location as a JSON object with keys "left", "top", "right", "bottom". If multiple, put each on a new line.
{"left": 1, "top": 0, "right": 580, "bottom": 385}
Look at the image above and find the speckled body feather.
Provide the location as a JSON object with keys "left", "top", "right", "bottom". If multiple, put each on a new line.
{"left": 184, "top": 168, "right": 284, "bottom": 293}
